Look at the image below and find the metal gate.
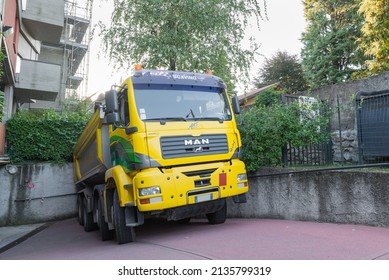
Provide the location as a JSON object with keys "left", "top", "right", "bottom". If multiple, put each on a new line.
{"left": 356, "top": 89, "right": 389, "bottom": 163}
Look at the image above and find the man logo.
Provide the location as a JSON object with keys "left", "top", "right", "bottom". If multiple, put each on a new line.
{"left": 194, "top": 146, "right": 203, "bottom": 153}
{"left": 184, "top": 138, "right": 210, "bottom": 146}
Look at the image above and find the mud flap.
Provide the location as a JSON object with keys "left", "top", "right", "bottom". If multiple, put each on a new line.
{"left": 125, "top": 206, "right": 145, "bottom": 226}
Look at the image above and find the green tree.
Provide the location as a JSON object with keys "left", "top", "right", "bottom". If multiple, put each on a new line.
{"left": 354, "top": 0, "right": 389, "bottom": 77}
{"left": 301, "top": 0, "right": 365, "bottom": 88}
{"left": 98, "top": 0, "right": 267, "bottom": 89}
{"left": 253, "top": 51, "right": 308, "bottom": 93}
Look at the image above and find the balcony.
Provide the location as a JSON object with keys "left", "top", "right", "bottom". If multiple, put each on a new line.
{"left": 22, "top": 0, "right": 65, "bottom": 44}
{"left": 14, "top": 59, "right": 61, "bottom": 102}
{"left": 67, "top": 75, "right": 83, "bottom": 89}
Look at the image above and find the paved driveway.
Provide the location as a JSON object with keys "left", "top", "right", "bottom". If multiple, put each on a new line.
{"left": 1, "top": 218, "right": 389, "bottom": 260}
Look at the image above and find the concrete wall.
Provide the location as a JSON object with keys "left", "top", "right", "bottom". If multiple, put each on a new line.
{"left": 15, "top": 59, "right": 61, "bottom": 102}
{"left": 22, "top": 0, "right": 65, "bottom": 44}
{"left": 1, "top": 163, "right": 389, "bottom": 227}
{"left": 0, "top": 163, "right": 77, "bottom": 226}
{"left": 228, "top": 168, "right": 389, "bottom": 227}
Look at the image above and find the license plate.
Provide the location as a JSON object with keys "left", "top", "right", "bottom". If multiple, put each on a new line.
{"left": 195, "top": 193, "right": 213, "bottom": 203}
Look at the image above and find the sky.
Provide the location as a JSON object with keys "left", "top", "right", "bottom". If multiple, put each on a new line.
{"left": 86, "top": 0, "right": 307, "bottom": 97}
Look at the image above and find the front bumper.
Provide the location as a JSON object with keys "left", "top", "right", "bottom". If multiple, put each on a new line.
{"left": 133, "top": 159, "right": 248, "bottom": 213}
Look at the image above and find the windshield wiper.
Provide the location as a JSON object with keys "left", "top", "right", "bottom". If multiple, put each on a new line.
{"left": 196, "top": 117, "right": 225, "bottom": 123}
{"left": 185, "top": 109, "right": 195, "bottom": 119}
{"left": 144, "top": 117, "right": 187, "bottom": 124}
{"left": 184, "top": 116, "right": 225, "bottom": 123}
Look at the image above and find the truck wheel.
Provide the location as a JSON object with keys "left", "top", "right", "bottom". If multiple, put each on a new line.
{"left": 98, "top": 195, "right": 114, "bottom": 241}
{"left": 113, "top": 189, "right": 135, "bottom": 244}
{"left": 83, "top": 197, "right": 97, "bottom": 232}
{"left": 77, "top": 195, "right": 84, "bottom": 226}
{"left": 206, "top": 201, "right": 227, "bottom": 225}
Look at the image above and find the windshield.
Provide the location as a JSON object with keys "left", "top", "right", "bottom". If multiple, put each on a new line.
{"left": 133, "top": 84, "right": 232, "bottom": 122}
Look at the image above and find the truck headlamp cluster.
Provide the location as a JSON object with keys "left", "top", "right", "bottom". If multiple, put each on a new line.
{"left": 237, "top": 174, "right": 247, "bottom": 181}
{"left": 139, "top": 186, "right": 161, "bottom": 197}
{"left": 237, "top": 173, "right": 248, "bottom": 188}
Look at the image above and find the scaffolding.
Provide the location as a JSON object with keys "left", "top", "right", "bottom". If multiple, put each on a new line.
{"left": 62, "top": 0, "right": 92, "bottom": 100}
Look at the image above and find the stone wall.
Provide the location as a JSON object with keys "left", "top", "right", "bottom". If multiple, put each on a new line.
{"left": 302, "top": 71, "right": 389, "bottom": 163}
{"left": 331, "top": 129, "right": 359, "bottom": 163}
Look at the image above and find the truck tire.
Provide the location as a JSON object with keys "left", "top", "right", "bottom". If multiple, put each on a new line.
{"left": 113, "top": 189, "right": 135, "bottom": 244}
{"left": 98, "top": 195, "right": 114, "bottom": 241}
{"left": 206, "top": 200, "right": 227, "bottom": 225}
{"left": 77, "top": 195, "right": 84, "bottom": 226}
{"left": 83, "top": 197, "right": 97, "bottom": 232}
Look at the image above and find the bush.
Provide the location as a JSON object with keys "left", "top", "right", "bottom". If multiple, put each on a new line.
{"left": 239, "top": 98, "right": 331, "bottom": 172}
{"left": 255, "top": 87, "right": 283, "bottom": 107}
{"left": 6, "top": 109, "right": 90, "bottom": 163}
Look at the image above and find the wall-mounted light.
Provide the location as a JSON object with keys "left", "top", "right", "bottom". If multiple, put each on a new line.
{"left": 2, "top": 26, "right": 14, "bottom": 37}
{"left": 6, "top": 164, "right": 18, "bottom": 175}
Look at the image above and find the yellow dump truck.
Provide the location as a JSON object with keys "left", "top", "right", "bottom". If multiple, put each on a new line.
{"left": 73, "top": 69, "right": 248, "bottom": 244}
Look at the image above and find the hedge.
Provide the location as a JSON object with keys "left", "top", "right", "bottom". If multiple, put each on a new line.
{"left": 6, "top": 110, "right": 90, "bottom": 163}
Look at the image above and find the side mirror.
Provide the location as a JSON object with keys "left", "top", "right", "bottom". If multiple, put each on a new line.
{"left": 105, "top": 90, "right": 120, "bottom": 124}
{"left": 231, "top": 95, "right": 241, "bottom": 114}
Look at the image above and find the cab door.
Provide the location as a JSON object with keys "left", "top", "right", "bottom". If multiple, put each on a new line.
{"left": 109, "top": 87, "right": 141, "bottom": 172}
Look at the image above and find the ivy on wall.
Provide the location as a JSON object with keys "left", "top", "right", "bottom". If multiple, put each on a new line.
{"left": 6, "top": 110, "right": 90, "bottom": 163}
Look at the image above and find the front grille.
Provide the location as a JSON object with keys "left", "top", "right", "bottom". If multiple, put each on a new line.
{"left": 195, "top": 178, "right": 211, "bottom": 187}
{"left": 160, "top": 134, "right": 228, "bottom": 159}
{"left": 183, "top": 169, "right": 216, "bottom": 178}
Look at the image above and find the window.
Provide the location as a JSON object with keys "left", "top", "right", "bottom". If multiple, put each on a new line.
{"left": 134, "top": 84, "right": 232, "bottom": 122}
{"left": 118, "top": 87, "right": 130, "bottom": 126}
{"left": 22, "top": 0, "right": 28, "bottom": 11}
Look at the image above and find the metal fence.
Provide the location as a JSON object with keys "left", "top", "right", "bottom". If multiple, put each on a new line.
{"left": 282, "top": 142, "right": 333, "bottom": 166}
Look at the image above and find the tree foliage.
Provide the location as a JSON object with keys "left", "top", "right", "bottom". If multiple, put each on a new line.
{"left": 254, "top": 86, "right": 284, "bottom": 107}
{"left": 354, "top": 0, "right": 389, "bottom": 76}
{"left": 301, "top": 0, "right": 366, "bottom": 88}
{"left": 253, "top": 51, "right": 308, "bottom": 93}
{"left": 98, "top": 0, "right": 267, "bottom": 89}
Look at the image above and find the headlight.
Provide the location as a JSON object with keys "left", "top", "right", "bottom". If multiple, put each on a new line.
{"left": 139, "top": 186, "right": 161, "bottom": 196}
{"left": 237, "top": 173, "right": 247, "bottom": 181}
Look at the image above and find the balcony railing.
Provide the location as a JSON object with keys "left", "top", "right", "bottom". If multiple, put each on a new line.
{"left": 14, "top": 59, "right": 61, "bottom": 102}
{"left": 22, "top": 0, "right": 65, "bottom": 44}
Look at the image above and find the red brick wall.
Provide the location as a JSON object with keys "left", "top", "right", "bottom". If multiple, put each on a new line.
{"left": 3, "top": 0, "right": 19, "bottom": 76}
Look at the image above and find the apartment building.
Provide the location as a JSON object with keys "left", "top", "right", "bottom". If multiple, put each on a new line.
{"left": 0, "top": 0, "right": 91, "bottom": 119}
{"left": 0, "top": 0, "right": 91, "bottom": 156}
